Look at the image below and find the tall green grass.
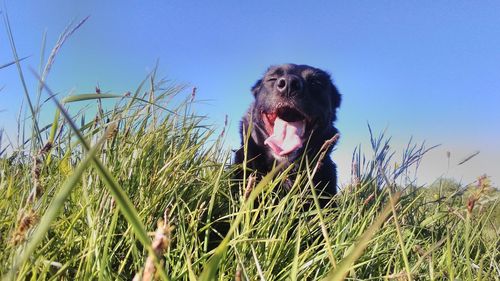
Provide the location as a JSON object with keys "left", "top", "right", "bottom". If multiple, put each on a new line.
{"left": 0, "top": 15, "right": 499, "bottom": 280}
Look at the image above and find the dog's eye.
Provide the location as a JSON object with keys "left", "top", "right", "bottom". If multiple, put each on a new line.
{"left": 266, "top": 78, "right": 277, "bottom": 83}
{"left": 308, "top": 79, "right": 324, "bottom": 89}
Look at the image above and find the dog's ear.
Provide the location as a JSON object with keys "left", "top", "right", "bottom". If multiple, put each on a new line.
{"left": 330, "top": 82, "right": 342, "bottom": 110}
{"left": 251, "top": 79, "right": 263, "bottom": 96}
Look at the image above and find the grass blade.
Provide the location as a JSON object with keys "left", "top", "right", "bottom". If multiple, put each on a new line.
{"left": 3, "top": 11, "right": 42, "bottom": 146}
{"left": 36, "top": 75, "right": 170, "bottom": 280}
{"left": 322, "top": 192, "right": 401, "bottom": 281}
{"left": 5, "top": 129, "right": 107, "bottom": 280}
{"left": 198, "top": 164, "right": 283, "bottom": 281}
{"left": 0, "top": 56, "right": 30, "bottom": 70}
{"left": 62, "top": 93, "right": 122, "bottom": 103}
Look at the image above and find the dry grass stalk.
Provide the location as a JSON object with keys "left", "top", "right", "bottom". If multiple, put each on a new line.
{"left": 244, "top": 173, "right": 257, "bottom": 200}
{"left": 134, "top": 209, "right": 172, "bottom": 281}
{"left": 28, "top": 141, "right": 53, "bottom": 203}
{"left": 312, "top": 133, "right": 340, "bottom": 176}
{"left": 10, "top": 208, "right": 38, "bottom": 245}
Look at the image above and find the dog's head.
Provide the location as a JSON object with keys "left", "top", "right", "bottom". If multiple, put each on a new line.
{"left": 250, "top": 64, "right": 341, "bottom": 160}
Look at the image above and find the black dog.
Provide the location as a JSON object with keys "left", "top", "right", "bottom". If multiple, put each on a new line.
{"left": 206, "top": 64, "right": 341, "bottom": 251}
{"left": 235, "top": 64, "right": 341, "bottom": 197}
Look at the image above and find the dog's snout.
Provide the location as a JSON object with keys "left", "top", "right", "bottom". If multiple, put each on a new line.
{"left": 276, "top": 75, "right": 303, "bottom": 96}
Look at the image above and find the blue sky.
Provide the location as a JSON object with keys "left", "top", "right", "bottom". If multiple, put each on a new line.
{"left": 1, "top": 1, "right": 499, "bottom": 186}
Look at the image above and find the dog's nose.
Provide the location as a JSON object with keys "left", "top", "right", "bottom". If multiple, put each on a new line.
{"left": 276, "top": 75, "right": 303, "bottom": 96}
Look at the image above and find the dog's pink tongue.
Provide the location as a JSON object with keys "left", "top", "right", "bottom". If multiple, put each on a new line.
{"left": 264, "top": 117, "right": 305, "bottom": 156}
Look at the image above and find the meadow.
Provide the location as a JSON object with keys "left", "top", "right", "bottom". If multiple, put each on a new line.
{"left": 0, "top": 17, "right": 499, "bottom": 280}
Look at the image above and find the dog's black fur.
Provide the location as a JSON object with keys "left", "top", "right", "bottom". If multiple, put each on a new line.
{"left": 235, "top": 64, "right": 341, "bottom": 196}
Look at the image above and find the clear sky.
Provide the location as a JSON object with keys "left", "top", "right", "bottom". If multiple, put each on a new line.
{"left": 1, "top": 1, "right": 499, "bottom": 186}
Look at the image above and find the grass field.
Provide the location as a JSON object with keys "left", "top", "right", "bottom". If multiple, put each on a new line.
{"left": 1, "top": 16, "right": 499, "bottom": 281}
